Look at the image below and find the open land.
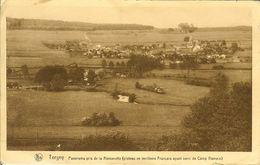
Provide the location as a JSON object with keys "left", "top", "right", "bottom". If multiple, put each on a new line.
{"left": 7, "top": 28, "right": 252, "bottom": 150}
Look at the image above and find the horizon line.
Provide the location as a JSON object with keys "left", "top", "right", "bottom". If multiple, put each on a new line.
{"left": 6, "top": 17, "right": 252, "bottom": 29}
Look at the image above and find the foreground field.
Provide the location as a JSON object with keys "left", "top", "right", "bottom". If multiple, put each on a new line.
{"left": 7, "top": 78, "right": 210, "bottom": 150}
{"left": 8, "top": 79, "right": 209, "bottom": 127}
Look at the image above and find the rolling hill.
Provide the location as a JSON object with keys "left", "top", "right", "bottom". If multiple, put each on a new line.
{"left": 6, "top": 17, "right": 155, "bottom": 31}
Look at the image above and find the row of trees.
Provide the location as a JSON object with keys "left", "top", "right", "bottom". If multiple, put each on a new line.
{"left": 101, "top": 60, "right": 126, "bottom": 69}
{"left": 102, "top": 55, "right": 164, "bottom": 77}
{"left": 7, "top": 17, "right": 154, "bottom": 31}
{"left": 35, "top": 54, "right": 163, "bottom": 91}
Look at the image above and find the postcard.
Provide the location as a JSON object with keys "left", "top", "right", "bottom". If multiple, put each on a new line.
{"left": 1, "top": 0, "right": 260, "bottom": 164}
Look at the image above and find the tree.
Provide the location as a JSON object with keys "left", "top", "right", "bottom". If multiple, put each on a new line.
{"left": 108, "top": 61, "right": 114, "bottom": 69}
{"left": 157, "top": 73, "right": 252, "bottom": 151}
{"left": 120, "top": 61, "right": 126, "bottom": 67}
{"left": 50, "top": 74, "right": 66, "bottom": 91}
{"left": 178, "top": 23, "right": 198, "bottom": 33}
{"left": 231, "top": 42, "right": 239, "bottom": 54}
{"left": 35, "top": 66, "right": 68, "bottom": 90}
{"left": 68, "top": 66, "right": 85, "bottom": 82}
{"left": 101, "top": 59, "right": 107, "bottom": 68}
{"left": 116, "top": 62, "right": 121, "bottom": 67}
{"left": 21, "top": 64, "right": 30, "bottom": 79}
{"left": 162, "top": 42, "right": 166, "bottom": 49}
{"left": 182, "top": 56, "right": 199, "bottom": 78}
{"left": 126, "top": 54, "right": 163, "bottom": 77}
{"left": 7, "top": 68, "right": 13, "bottom": 77}
{"left": 210, "top": 72, "right": 228, "bottom": 96}
{"left": 87, "top": 69, "right": 96, "bottom": 84}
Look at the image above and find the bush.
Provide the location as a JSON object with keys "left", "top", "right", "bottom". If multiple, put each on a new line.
{"left": 184, "top": 36, "right": 190, "bottom": 42}
{"left": 62, "top": 132, "right": 138, "bottom": 151}
{"left": 185, "top": 78, "right": 212, "bottom": 87}
{"left": 156, "top": 131, "right": 203, "bottom": 151}
{"left": 212, "top": 65, "right": 224, "bottom": 70}
{"left": 135, "top": 82, "right": 141, "bottom": 89}
{"left": 128, "top": 94, "right": 137, "bottom": 103}
{"left": 136, "top": 82, "right": 166, "bottom": 94}
{"left": 81, "top": 112, "right": 121, "bottom": 126}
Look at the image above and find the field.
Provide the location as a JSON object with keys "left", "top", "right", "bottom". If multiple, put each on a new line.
{"left": 8, "top": 78, "right": 208, "bottom": 150}
{"left": 6, "top": 29, "right": 252, "bottom": 150}
{"left": 151, "top": 69, "right": 251, "bottom": 85}
{"left": 7, "top": 30, "right": 251, "bottom": 67}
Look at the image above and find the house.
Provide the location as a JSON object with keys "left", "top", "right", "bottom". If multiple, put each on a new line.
{"left": 216, "top": 59, "right": 228, "bottom": 63}
{"left": 219, "top": 54, "right": 226, "bottom": 59}
{"left": 118, "top": 95, "right": 129, "bottom": 103}
{"left": 193, "top": 45, "right": 201, "bottom": 52}
{"left": 232, "top": 56, "right": 240, "bottom": 63}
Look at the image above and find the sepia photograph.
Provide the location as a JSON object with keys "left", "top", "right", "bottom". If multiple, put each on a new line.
{"left": 3, "top": 0, "right": 254, "bottom": 153}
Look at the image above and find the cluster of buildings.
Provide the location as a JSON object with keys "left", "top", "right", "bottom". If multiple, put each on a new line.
{"left": 43, "top": 36, "right": 249, "bottom": 65}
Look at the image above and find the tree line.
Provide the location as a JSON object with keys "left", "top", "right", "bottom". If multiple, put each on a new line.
{"left": 7, "top": 17, "right": 154, "bottom": 31}
{"left": 101, "top": 54, "right": 164, "bottom": 77}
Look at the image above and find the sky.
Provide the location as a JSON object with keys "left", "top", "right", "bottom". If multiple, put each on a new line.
{"left": 4, "top": 0, "right": 252, "bottom": 28}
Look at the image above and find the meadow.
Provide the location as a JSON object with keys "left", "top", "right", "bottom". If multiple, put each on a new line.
{"left": 8, "top": 79, "right": 205, "bottom": 127}
{"left": 8, "top": 79, "right": 202, "bottom": 150}
{"left": 151, "top": 69, "right": 251, "bottom": 84}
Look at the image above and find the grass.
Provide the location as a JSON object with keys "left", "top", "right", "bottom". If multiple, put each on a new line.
{"left": 7, "top": 88, "right": 194, "bottom": 148}
{"left": 100, "top": 78, "right": 209, "bottom": 105}
{"left": 8, "top": 79, "right": 203, "bottom": 127}
{"left": 199, "top": 62, "right": 252, "bottom": 70}
{"left": 151, "top": 69, "right": 251, "bottom": 84}
{"left": 7, "top": 71, "right": 250, "bottom": 150}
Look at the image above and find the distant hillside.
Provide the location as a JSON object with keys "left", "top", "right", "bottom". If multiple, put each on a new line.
{"left": 6, "top": 17, "right": 154, "bottom": 31}
{"left": 198, "top": 26, "right": 252, "bottom": 32}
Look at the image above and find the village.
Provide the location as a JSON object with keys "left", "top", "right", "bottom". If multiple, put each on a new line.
{"left": 42, "top": 36, "right": 250, "bottom": 65}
